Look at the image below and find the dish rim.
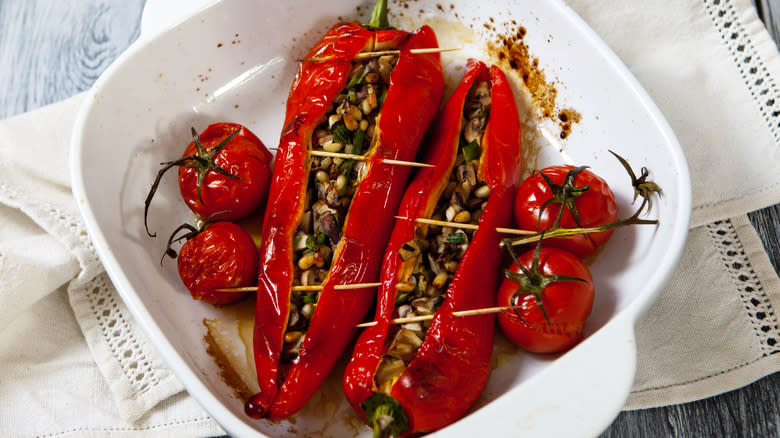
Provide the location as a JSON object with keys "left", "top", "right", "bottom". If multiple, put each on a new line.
{"left": 69, "top": 0, "right": 692, "bottom": 436}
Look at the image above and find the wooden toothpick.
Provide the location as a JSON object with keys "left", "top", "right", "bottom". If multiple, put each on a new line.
{"left": 215, "top": 282, "right": 382, "bottom": 294}
{"left": 356, "top": 305, "right": 523, "bottom": 328}
{"left": 310, "top": 150, "right": 433, "bottom": 168}
{"left": 395, "top": 216, "right": 534, "bottom": 235}
{"left": 301, "top": 47, "right": 461, "bottom": 62}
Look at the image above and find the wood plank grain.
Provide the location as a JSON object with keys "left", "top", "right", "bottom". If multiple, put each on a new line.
{"left": 602, "top": 3, "right": 780, "bottom": 436}
{"left": 756, "top": 0, "right": 780, "bottom": 44}
{"left": 603, "top": 372, "right": 780, "bottom": 437}
{"left": 0, "top": 0, "right": 146, "bottom": 118}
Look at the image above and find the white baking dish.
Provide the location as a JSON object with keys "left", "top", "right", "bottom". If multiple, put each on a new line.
{"left": 70, "top": 0, "right": 691, "bottom": 436}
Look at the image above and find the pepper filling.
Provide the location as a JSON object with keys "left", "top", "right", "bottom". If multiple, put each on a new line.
{"left": 373, "top": 80, "right": 492, "bottom": 394}
{"left": 282, "top": 53, "right": 399, "bottom": 363}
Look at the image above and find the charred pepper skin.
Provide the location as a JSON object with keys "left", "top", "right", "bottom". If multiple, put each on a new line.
{"left": 343, "top": 59, "right": 523, "bottom": 436}
{"left": 245, "top": 23, "right": 444, "bottom": 420}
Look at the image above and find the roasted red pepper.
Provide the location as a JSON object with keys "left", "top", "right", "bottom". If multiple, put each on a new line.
{"left": 343, "top": 59, "right": 522, "bottom": 436}
{"left": 245, "top": 8, "right": 444, "bottom": 420}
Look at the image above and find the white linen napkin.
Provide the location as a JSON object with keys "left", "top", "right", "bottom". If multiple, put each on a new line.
{"left": 0, "top": 94, "right": 223, "bottom": 435}
{"left": 565, "top": 0, "right": 780, "bottom": 408}
{"left": 568, "top": 0, "right": 780, "bottom": 228}
{"left": 0, "top": 0, "right": 778, "bottom": 435}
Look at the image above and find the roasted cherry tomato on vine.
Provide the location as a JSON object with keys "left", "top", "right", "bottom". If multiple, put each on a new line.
{"left": 514, "top": 165, "right": 617, "bottom": 258}
{"left": 144, "top": 123, "right": 272, "bottom": 237}
{"left": 164, "top": 221, "right": 258, "bottom": 305}
{"left": 497, "top": 246, "right": 594, "bottom": 354}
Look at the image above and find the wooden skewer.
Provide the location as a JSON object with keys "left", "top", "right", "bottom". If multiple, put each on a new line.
{"left": 356, "top": 305, "right": 523, "bottom": 328}
{"left": 215, "top": 286, "right": 259, "bottom": 293}
{"left": 214, "top": 282, "right": 382, "bottom": 293}
{"left": 301, "top": 47, "right": 461, "bottom": 62}
{"left": 270, "top": 148, "right": 432, "bottom": 168}
{"left": 333, "top": 282, "right": 383, "bottom": 290}
{"left": 309, "top": 150, "right": 433, "bottom": 168}
{"left": 395, "top": 216, "right": 535, "bottom": 235}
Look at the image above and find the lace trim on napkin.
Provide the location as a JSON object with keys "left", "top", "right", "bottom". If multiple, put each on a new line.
{"left": 83, "top": 273, "right": 166, "bottom": 394}
{"left": 29, "top": 187, "right": 177, "bottom": 400}
{"left": 0, "top": 180, "right": 181, "bottom": 419}
{"left": 705, "top": 0, "right": 780, "bottom": 145}
{"left": 707, "top": 219, "right": 780, "bottom": 355}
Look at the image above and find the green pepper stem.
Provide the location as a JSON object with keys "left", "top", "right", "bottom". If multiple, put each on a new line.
{"left": 361, "top": 393, "right": 409, "bottom": 438}
{"left": 367, "top": 0, "right": 390, "bottom": 29}
{"left": 372, "top": 406, "right": 394, "bottom": 438}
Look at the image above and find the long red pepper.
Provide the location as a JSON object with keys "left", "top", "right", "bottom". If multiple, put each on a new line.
{"left": 245, "top": 19, "right": 444, "bottom": 419}
{"left": 343, "top": 59, "right": 522, "bottom": 436}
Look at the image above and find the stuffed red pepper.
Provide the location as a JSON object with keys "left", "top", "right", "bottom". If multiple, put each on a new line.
{"left": 245, "top": 1, "right": 444, "bottom": 420}
{"left": 343, "top": 59, "right": 522, "bottom": 436}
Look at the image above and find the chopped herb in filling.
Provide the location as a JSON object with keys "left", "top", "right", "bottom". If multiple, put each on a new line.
{"left": 374, "top": 80, "right": 492, "bottom": 394}
{"left": 282, "top": 53, "right": 399, "bottom": 363}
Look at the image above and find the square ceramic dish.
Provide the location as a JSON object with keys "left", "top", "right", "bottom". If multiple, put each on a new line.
{"left": 71, "top": 0, "right": 691, "bottom": 436}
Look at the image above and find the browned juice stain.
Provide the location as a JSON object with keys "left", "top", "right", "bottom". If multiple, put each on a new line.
{"left": 204, "top": 321, "right": 253, "bottom": 401}
{"left": 558, "top": 107, "right": 582, "bottom": 139}
{"left": 490, "top": 27, "right": 557, "bottom": 120}
{"left": 478, "top": 19, "right": 582, "bottom": 175}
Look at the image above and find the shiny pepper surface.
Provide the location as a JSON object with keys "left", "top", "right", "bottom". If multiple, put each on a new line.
{"left": 343, "top": 59, "right": 522, "bottom": 436}
{"left": 246, "top": 22, "right": 444, "bottom": 420}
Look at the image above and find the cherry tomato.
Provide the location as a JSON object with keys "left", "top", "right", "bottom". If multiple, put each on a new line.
{"left": 178, "top": 123, "right": 273, "bottom": 220}
{"left": 144, "top": 123, "right": 273, "bottom": 237}
{"left": 497, "top": 247, "right": 594, "bottom": 354}
{"left": 514, "top": 165, "right": 617, "bottom": 258}
{"left": 175, "top": 221, "right": 258, "bottom": 305}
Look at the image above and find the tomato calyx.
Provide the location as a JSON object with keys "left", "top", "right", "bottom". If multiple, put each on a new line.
{"left": 534, "top": 165, "right": 590, "bottom": 229}
{"left": 506, "top": 151, "right": 662, "bottom": 249}
{"left": 609, "top": 150, "right": 662, "bottom": 205}
{"left": 186, "top": 127, "right": 244, "bottom": 203}
{"left": 160, "top": 214, "right": 229, "bottom": 264}
{"left": 144, "top": 127, "right": 242, "bottom": 237}
{"left": 503, "top": 235, "right": 588, "bottom": 325}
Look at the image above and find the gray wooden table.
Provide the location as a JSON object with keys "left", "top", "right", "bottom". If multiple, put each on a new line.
{"left": 1, "top": 0, "right": 778, "bottom": 436}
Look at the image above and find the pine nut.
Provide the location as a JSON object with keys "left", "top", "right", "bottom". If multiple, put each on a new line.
{"left": 336, "top": 174, "right": 347, "bottom": 193}
{"left": 360, "top": 99, "right": 372, "bottom": 115}
{"left": 298, "top": 255, "right": 315, "bottom": 270}
{"left": 315, "top": 129, "right": 329, "bottom": 139}
{"left": 347, "top": 105, "right": 363, "bottom": 121}
{"left": 474, "top": 185, "right": 491, "bottom": 198}
{"left": 318, "top": 134, "right": 334, "bottom": 145}
{"left": 284, "top": 331, "right": 303, "bottom": 344}
{"left": 445, "top": 260, "right": 459, "bottom": 273}
{"left": 454, "top": 211, "right": 472, "bottom": 223}
{"left": 343, "top": 114, "right": 358, "bottom": 131}
{"left": 323, "top": 140, "right": 344, "bottom": 152}
{"left": 301, "top": 303, "right": 316, "bottom": 319}
{"left": 432, "top": 272, "right": 449, "bottom": 288}
{"left": 312, "top": 251, "right": 325, "bottom": 267}
{"left": 395, "top": 281, "right": 416, "bottom": 293}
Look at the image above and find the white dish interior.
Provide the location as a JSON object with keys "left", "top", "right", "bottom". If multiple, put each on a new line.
{"left": 71, "top": 0, "right": 691, "bottom": 436}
